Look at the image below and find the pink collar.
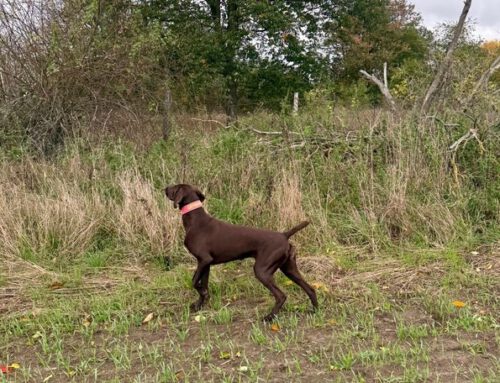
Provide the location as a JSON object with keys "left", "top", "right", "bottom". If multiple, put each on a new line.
{"left": 180, "top": 200, "right": 203, "bottom": 215}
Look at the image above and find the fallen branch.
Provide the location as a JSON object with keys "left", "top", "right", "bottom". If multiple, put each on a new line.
{"left": 449, "top": 128, "right": 484, "bottom": 152}
{"left": 255, "top": 131, "right": 362, "bottom": 151}
{"left": 190, "top": 118, "right": 228, "bottom": 128}
{"left": 249, "top": 128, "right": 285, "bottom": 136}
{"left": 449, "top": 127, "right": 485, "bottom": 184}
{"left": 360, "top": 70, "right": 396, "bottom": 111}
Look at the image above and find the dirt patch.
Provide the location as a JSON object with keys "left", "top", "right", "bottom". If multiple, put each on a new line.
{"left": 373, "top": 311, "right": 398, "bottom": 342}
{"left": 400, "top": 306, "right": 436, "bottom": 326}
{"left": 465, "top": 243, "right": 500, "bottom": 278}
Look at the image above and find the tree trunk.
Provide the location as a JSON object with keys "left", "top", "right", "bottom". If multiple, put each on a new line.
{"left": 224, "top": 0, "right": 240, "bottom": 121}
{"left": 162, "top": 89, "right": 172, "bottom": 141}
{"left": 226, "top": 78, "right": 237, "bottom": 121}
{"left": 206, "top": 0, "right": 221, "bottom": 27}
{"left": 420, "top": 0, "right": 472, "bottom": 116}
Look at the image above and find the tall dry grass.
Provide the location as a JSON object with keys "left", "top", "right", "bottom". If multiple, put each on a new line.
{"left": 0, "top": 158, "right": 180, "bottom": 269}
{"left": 0, "top": 106, "right": 498, "bottom": 273}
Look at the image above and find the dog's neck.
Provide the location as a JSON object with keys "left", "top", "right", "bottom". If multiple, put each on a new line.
{"left": 180, "top": 200, "right": 209, "bottom": 230}
{"left": 180, "top": 200, "right": 203, "bottom": 215}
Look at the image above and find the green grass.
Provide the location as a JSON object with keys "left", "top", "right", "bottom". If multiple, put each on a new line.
{"left": 1, "top": 253, "right": 498, "bottom": 382}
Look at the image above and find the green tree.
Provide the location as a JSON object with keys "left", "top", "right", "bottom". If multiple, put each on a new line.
{"left": 327, "top": 0, "right": 429, "bottom": 102}
{"left": 141, "top": 0, "right": 335, "bottom": 115}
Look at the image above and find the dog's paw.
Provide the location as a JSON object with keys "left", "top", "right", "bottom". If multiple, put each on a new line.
{"left": 190, "top": 302, "right": 202, "bottom": 312}
{"left": 262, "top": 313, "right": 276, "bottom": 322}
{"left": 193, "top": 279, "right": 204, "bottom": 289}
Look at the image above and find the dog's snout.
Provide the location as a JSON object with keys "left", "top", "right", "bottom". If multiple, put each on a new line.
{"left": 165, "top": 185, "right": 173, "bottom": 199}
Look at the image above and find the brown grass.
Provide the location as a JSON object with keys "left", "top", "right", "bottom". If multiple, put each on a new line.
{"left": 0, "top": 159, "right": 180, "bottom": 265}
{"left": 117, "top": 171, "right": 180, "bottom": 257}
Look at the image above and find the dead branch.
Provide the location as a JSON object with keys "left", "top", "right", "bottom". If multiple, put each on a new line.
{"left": 449, "top": 128, "right": 484, "bottom": 152}
{"left": 463, "top": 54, "right": 500, "bottom": 107}
{"left": 190, "top": 118, "right": 228, "bottom": 128}
{"left": 449, "top": 127, "right": 485, "bottom": 184}
{"left": 248, "top": 127, "right": 299, "bottom": 136}
{"left": 254, "top": 130, "right": 361, "bottom": 151}
{"left": 383, "top": 62, "right": 388, "bottom": 88}
{"left": 421, "top": 0, "right": 472, "bottom": 115}
{"left": 360, "top": 70, "right": 396, "bottom": 111}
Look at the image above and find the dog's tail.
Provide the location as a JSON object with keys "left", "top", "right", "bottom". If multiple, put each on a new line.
{"left": 283, "top": 221, "right": 310, "bottom": 239}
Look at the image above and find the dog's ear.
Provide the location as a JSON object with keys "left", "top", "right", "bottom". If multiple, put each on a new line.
{"left": 172, "top": 186, "right": 185, "bottom": 208}
{"left": 194, "top": 187, "right": 205, "bottom": 202}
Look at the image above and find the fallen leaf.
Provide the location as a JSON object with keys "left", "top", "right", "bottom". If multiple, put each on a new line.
{"left": 32, "top": 331, "right": 43, "bottom": 339}
{"left": 83, "top": 313, "right": 92, "bottom": 328}
{"left": 219, "top": 351, "right": 231, "bottom": 360}
{"left": 284, "top": 280, "right": 293, "bottom": 286}
{"left": 327, "top": 319, "right": 336, "bottom": 326}
{"left": 311, "top": 282, "right": 329, "bottom": 292}
{"left": 235, "top": 351, "right": 241, "bottom": 357}
{"left": 238, "top": 366, "right": 249, "bottom": 372}
{"left": 0, "top": 366, "right": 12, "bottom": 374}
{"left": 452, "top": 300, "right": 466, "bottom": 308}
{"left": 48, "top": 281, "right": 64, "bottom": 290}
{"left": 142, "top": 312, "right": 154, "bottom": 324}
{"left": 9, "top": 363, "right": 20, "bottom": 369}
{"left": 271, "top": 323, "right": 280, "bottom": 332}
{"left": 31, "top": 308, "right": 42, "bottom": 316}
{"left": 194, "top": 314, "right": 205, "bottom": 322}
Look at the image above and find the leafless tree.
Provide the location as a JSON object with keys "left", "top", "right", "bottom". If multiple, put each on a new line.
{"left": 420, "top": 0, "right": 472, "bottom": 116}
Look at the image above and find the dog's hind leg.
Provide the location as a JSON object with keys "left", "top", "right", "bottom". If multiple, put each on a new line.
{"left": 280, "top": 246, "right": 318, "bottom": 311}
{"left": 254, "top": 253, "right": 287, "bottom": 321}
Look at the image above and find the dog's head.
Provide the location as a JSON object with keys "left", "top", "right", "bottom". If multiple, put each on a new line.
{"left": 164, "top": 184, "right": 205, "bottom": 209}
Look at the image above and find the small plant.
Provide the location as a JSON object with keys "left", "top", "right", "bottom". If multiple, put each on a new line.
{"left": 396, "top": 323, "right": 431, "bottom": 341}
{"left": 330, "top": 350, "right": 356, "bottom": 371}
{"left": 249, "top": 324, "right": 268, "bottom": 345}
{"left": 213, "top": 306, "right": 233, "bottom": 324}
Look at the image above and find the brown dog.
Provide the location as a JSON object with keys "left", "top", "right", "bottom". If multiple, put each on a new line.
{"left": 165, "top": 184, "right": 318, "bottom": 321}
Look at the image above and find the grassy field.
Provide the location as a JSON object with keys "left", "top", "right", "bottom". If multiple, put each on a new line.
{"left": 1, "top": 247, "right": 498, "bottom": 382}
{"left": 1, "top": 109, "right": 499, "bottom": 382}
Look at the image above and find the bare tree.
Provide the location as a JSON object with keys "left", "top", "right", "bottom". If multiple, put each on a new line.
{"left": 360, "top": 68, "right": 397, "bottom": 111}
{"left": 420, "top": 0, "right": 472, "bottom": 115}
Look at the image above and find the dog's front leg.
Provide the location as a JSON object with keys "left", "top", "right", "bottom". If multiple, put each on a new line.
{"left": 190, "top": 255, "right": 213, "bottom": 312}
{"left": 191, "top": 265, "right": 211, "bottom": 311}
{"left": 191, "top": 256, "right": 212, "bottom": 288}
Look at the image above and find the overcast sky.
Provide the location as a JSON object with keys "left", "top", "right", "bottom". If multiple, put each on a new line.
{"left": 411, "top": 0, "right": 500, "bottom": 40}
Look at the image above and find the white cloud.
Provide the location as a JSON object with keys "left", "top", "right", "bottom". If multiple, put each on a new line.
{"left": 410, "top": 0, "right": 500, "bottom": 40}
